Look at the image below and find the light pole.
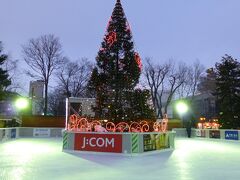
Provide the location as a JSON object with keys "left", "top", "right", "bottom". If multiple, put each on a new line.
{"left": 15, "top": 97, "right": 30, "bottom": 126}
{"left": 15, "top": 98, "right": 29, "bottom": 110}
{"left": 176, "top": 101, "right": 190, "bottom": 137}
{"left": 176, "top": 102, "right": 188, "bottom": 115}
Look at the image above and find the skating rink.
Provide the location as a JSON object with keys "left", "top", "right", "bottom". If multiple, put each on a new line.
{"left": 0, "top": 137, "right": 239, "bottom": 180}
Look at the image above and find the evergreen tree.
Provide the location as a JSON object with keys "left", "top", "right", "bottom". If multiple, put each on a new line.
{"left": 198, "top": 68, "right": 217, "bottom": 94}
{"left": 89, "top": 0, "right": 143, "bottom": 122}
{"left": 0, "top": 42, "right": 11, "bottom": 95}
{"left": 215, "top": 55, "right": 240, "bottom": 129}
{"left": 128, "top": 89, "right": 156, "bottom": 121}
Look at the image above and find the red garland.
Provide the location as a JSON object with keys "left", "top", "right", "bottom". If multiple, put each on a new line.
{"left": 106, "top": 32, "right": 117, "bottom": 47}
{"left": 134, "top": 52, "right": 142, "bottom": 70}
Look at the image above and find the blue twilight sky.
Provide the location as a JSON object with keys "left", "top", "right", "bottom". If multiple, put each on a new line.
{"left": 1, "top": 0, "right": 240, "bottom": 91}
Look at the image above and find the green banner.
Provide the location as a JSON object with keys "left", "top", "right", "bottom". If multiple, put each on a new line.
{"left": 63, "top": 132, "right": 68, "bottom": 149}
{"left": 131, "top": 133, "right": 139, "bottom": 153}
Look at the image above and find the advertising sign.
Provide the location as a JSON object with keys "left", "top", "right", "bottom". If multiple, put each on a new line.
{"left": 196, "top": 130, "right": 201, "bottom": 137}
{"left": 209, "top": 130, "right": 220, "bottom": 139}
{"left": 225, "top": 131, "right": 238, "bottom": 140}
{"left": 143, "top": 133, "right": 169, "bottom": 152}
{"left": 33, "top": 128, "right": 50, "bottom": 137}
{"left": 196, "top": 129, "right": 206, "bottom": 137}
{"left": 74, "top": 133, "right": 122, "bottom": 153}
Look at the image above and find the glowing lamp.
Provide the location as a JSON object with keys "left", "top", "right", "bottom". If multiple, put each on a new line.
{"left": 176, "top": 102, "right": 188, "bottom": 114}
{"left": 15, "top": 98, "right": 29, "bottom": 110}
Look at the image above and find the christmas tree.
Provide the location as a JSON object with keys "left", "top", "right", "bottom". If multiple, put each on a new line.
{"left": 89, "top": 0, "right": 147, "bottom": 122}
{"left": 127, "top": 89, "right": 156, "bottom": 121}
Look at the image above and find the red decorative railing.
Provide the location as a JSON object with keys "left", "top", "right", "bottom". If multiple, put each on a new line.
{"left": 67, "top": 114, "right": 168, "bottom": 133}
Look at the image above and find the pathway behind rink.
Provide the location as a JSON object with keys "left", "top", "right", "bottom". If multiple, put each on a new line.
{"left": 0, "top": 138, "right": 239, "bottom": 180}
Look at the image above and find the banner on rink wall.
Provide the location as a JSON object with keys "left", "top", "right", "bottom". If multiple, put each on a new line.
{"left": 143, "top": 133, "right": 169, "bottom": 152}
{"left": 33, "top": 128, "right": 50, "bottom": 137}
{"left": 225, "top": 131, "right": 238, "bottom": 140}
{"left": 195, "top": 129, "right": 206, "bottom": 137}
{"left": 209, "top": 130, "right": 220, "bottom": 139}
{"left": 74, "top": 133, "right": 122, "bottom": 153}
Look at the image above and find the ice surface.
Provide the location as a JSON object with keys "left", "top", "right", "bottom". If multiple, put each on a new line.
{"left": 0, "top": 138, "right": 240, "bottom": 180}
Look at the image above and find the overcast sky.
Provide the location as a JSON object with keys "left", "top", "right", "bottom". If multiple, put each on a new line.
{"left": 1, "top": 0, "right": 240, "bottom": 92}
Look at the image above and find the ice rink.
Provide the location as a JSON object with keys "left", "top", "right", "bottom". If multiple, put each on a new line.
{"left": 0, "top": 137, "right": 240, "bottom": 180}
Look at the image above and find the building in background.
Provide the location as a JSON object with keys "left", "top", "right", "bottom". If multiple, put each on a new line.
{"left": 171, "top": 92, "right": 218, "bottom": 127}
{"left": 29, "top": 80, "right": 44, "bottom": 115}
{"left": 190, "top": 92, "right": 218, "bottom": 121}
{"left": 68, "top": 97, "right": 95, "bottom": 118}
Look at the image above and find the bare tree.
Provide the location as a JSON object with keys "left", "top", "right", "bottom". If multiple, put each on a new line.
{"left": 22, "top": 34, "right": 64, "bottom": 115}
{"left": 57, "top": 58, "right": 93, "bottom": 97}
{"left": 48, "top": 88, "right": 65, "bottom": 116}
{"left": 164, "top": 61, "right": 188, "bottom": 113}
{"left": 144, "top": 58, "right": 170, "bottom": 118}
{"left": 176, "top": 60, "right": 205, "bottom": 100}
{"left": 144, "top": 58, "right": 188, "bottom": 119}
{"left": 3, "top": 55, "right": 25, "bottom": 92}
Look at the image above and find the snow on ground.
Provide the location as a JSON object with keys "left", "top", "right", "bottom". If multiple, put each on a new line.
{"left": 0, "top": 137, "right": 240, "bottom": 180}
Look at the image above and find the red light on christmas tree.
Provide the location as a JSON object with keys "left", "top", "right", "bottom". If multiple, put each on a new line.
{"left": 106, "top": 32, "right": 117, "bottom": 47}
{"left": 135, "top": 52, "right": 142, "bottom": 70}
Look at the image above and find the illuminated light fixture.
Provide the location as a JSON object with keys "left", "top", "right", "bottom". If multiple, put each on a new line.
{"left": 176, "top": 101, "right": 188, "bottom": 114}
{"left": 200, "top": 117, "right": 206, "bottom": 121}
{"left": 15, "top": 98, "right": 29, "bottom": 110}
